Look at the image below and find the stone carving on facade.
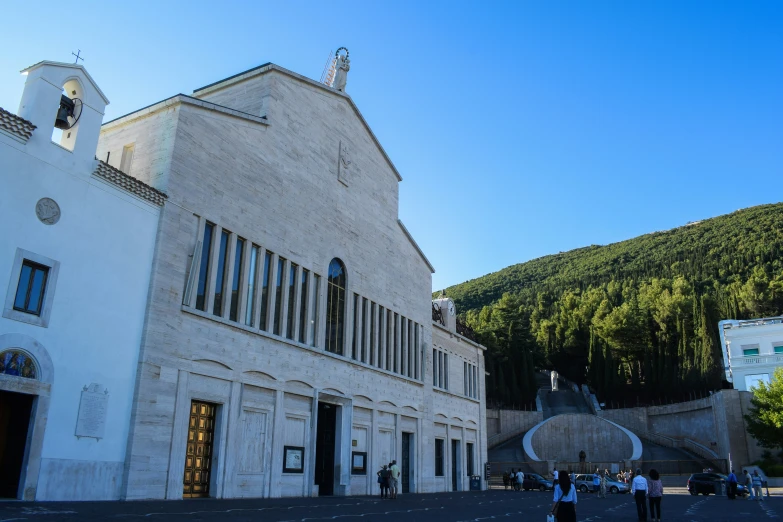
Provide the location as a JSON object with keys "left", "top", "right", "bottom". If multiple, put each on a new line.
{"left": 333, "top": 48, "right": 350, "bottom": 92}
{"left": 337, "top": 140, "right": 352, "bottom": 186}
{"left": 35, "top": 197, "right": 60, "bottom": 225}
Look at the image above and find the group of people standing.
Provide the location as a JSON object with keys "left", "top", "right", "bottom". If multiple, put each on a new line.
{"left": 376, "top": 460, "right": 400, "bottom": 499}
{"left": 502, "top": 468, "right": 526, "bottom": 490}
{"left": 727, "top": 469, "right": 766, "bottom": 500}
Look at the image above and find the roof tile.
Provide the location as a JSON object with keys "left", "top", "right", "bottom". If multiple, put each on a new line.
{"left": 93, "top": 160, "right": 167, "bottom": 206}
{"left": 0, "top": 107, "right": 36, "bottom": 141}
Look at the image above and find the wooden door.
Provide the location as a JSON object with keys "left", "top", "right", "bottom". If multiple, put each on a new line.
{"left": 183, "top": 400, "right": 217, "bottom": 498}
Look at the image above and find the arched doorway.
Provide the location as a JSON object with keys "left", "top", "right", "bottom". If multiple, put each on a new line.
{"left": 0, "top": 334, "right": 54, "bottom": 500}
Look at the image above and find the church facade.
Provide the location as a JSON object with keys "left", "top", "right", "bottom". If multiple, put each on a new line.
{"left": 0, "top": 62, "right": 163, "bottom": 500}
{"left": 96, "top": 63, "right": 487, "bottom": 500}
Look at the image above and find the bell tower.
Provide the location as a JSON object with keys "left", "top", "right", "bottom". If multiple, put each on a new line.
{"left": 17, "top": 61, "right": 109, "bottom": 165}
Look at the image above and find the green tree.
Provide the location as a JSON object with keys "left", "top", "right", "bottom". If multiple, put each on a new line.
{"left": 744, "top": 368, "right": 783, "bottom": 449}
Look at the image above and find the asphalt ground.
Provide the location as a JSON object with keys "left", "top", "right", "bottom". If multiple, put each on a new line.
{"left": 0, "top": 488, "right": 778, "bottom": 522}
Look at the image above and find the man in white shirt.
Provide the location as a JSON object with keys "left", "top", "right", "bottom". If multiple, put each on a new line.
{"left": 516, "top": 469, "right": 525, "bottom": 490}
{"left": 631, "top": 469, "right": 648, "bottom": 521}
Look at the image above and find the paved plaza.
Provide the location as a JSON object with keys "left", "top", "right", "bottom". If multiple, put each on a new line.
{"left": 0, "top": 488, "right": 779, "bottom": 522}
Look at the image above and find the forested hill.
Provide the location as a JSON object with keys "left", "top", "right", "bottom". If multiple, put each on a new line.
{"left": 440, "top": 203, "right": 783, "bottom": 407}
{"left": 444, "top": 203, "right": 783, "bottom": 312}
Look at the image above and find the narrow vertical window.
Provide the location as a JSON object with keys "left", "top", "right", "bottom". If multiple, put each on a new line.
{"left": 13, "top": 261, "right": 49, "bottom": 316}
{"left": 299, "top": 269, "right": 309, "bottom": 343}
{"left": 273, "top": 257, "right": 285, "bottom": 335}
{"left": 433, "top": 349, "right": 438, "bottom": 387}
{"left": 310, "top": 274, "right": 320, "bottom": 347}
{"left": 464, "top": 362, "right": 469, "bottom": 396}
{"left": 352, "top": 294, "right": 360, "bottom": 359}
{"left": 120, "top": 143, "right": 135, "bottom": 174}
{"left": 361, "top": 298, "right": 368, "bottom": 363}
{"left": 195, "top": 223, "right": 214, "bottom": 311}
{"left": 212, "top": 229, "right": 229, "bottom": 316}
{"left": 325, "top": 259, "right": 346, "bottom": 355}
{"left": 414, "top": 324, "right": 420, "bottom": 379}
{"left": 378, "top": 306, "right": 385, "bottom": 368}
{"left": 407, "top": 320, "right": 413, "bottom": 377}
{"left": 229, "top": 238, "right": 244, "bottom": 321}
{"left": 286, "top": 263, "right": 298, "bottom": 340}
{"left": 444, "top": 353, "right": 449, "bottom": 390}
{"left": 370, "top": 302, "right": 376, "bottom": 366}
{"left": 387, "top": 310, "right": 393, "bottom": 369}
{"left": 259, "top": 251, "right": 272, "bottom": 331}
{"left": 244, "top": 246, "right": 259, "bottom": 326}
{"left": 438, "top": 351, "right": 444, "bottom": 388}
{"left": 394, "top": 313, "right": 400, "bottom": 373}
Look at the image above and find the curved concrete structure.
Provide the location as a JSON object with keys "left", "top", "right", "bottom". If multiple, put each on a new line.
{"left": 523, "top": 414, "right": 642, "bottom": 462}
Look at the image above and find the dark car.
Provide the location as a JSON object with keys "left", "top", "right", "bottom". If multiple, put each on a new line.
{"left": 687, "top": 473, "right": 748, "bottom": 496}
{"left": 523, "top": 473, "right": 553, "bottom": 491}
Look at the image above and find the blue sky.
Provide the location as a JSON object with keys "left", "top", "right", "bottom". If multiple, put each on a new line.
{"left": 2, "top": 1, "right": 781, "bottom": 291}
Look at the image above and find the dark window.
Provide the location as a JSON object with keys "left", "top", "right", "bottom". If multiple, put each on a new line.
{"left": 212, "top": 230, "right": 230, "bottom": 316}
{"left": 370, "top": 303, "right": 376, "bottom": 365}
{"left": 310, "top": 274, "right": 320, "bottom": 347}
{"left": 259, "top": 251, "right": 271, "bottom": 331}
{"left": 361, "top": 298, "right": 368, "bottom": 362}
{"left": 14, "top": 261, "right": 49, "bottom": 316}
{"left": 325, "top": 258, "right": 346, "bottom": 355}
{"left": 393, "top": 313, "right": 399, "bottom": 373}
{"left": 195, "top": 223, "right": 214, "bottom": 311}
{"left": 466, "top": 443, "right": 475, "bottom": 476}
{"left": 435, "top": 439, "right": 445, "bottom": 476}
{"left": 273, "top": 257, "right": 285, "bottom": 335}
{"left": 299, "top": 269, "right": 309, "bottom": 343}
{"left": 286, "top": 263, "right": 297, "bottom": 340}
{"left": 244, "top": 246, "right": 259, "bottom": 326}
{"left": 229, "top": 238, "right": 244, "bottom": 321}
{"left": 433, "top": 349, "right": 438, "bottom": 386}
{"left": 352, "top": 294, "right": 359, "bottom": 359}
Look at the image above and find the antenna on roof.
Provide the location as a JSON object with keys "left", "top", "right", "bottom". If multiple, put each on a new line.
{"left": 320, "top": 50, "right": 337, "bottom": 87}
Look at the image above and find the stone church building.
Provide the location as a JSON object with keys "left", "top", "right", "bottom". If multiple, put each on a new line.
{"left": 95, "top": 62, "right": 487, "bottom": 499}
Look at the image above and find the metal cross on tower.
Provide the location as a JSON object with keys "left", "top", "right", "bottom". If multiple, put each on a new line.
{"left": 72, "top": 50, "right": 84, "bottom": 64}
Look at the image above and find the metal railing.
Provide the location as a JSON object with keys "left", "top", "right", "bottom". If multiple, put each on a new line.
{"left": 631, "top": 459, "right": 727, "bottom": 476}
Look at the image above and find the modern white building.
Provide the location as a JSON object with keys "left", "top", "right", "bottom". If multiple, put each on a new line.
{"left": 0, "top": 62, "right": 164, "bottom": 500}
{"left": 95, "top": 62, "right": 487, "bottom": 500}
{"left": 719, "top": 316, "right": 783, "bottom": 391}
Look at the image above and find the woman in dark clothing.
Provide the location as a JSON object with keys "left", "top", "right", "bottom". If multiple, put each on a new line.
{"left": 551, "top": 473, "right": 578, "bottom": 522}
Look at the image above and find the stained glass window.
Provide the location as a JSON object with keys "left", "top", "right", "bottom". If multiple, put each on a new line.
{"left": 0, "top": 350, "right": 37, "bottom": 379}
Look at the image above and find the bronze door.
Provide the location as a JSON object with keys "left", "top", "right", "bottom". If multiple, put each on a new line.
{"left": 183, "top": 401, "right": 217, "bottom": 498}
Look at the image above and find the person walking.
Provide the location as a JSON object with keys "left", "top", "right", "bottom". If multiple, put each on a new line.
{"left": 744, "top": 470, "right": 754, "bottom": 500}
{"left": 389, "top": 460, "right": 400, "bottom": 499}
{"left": 598, "top": 469, "right": 607, "bottom": 498}
{"left": 593, "top": 469, "right": 602, "bottom": 496}
{"left": 631, "top": 468, "right": 648, "bottom": 521}
{"left": 726, "top": 469, "right": 738, "bottom": 499}
{"left": 550, "top": 472, "right": 578, "bottom": 522}
{"left": 647, "top": 468, "right": 663, "bottom": 522}
{"left": 751, "top": 470, "right": 764, "bottom": 501}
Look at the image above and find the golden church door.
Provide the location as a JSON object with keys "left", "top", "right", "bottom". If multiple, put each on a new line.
{"left": 183, "top": 400, "right": 217, "bottom": 498}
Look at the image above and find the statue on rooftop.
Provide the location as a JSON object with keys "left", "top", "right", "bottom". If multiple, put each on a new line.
{"left": 333, "top": 48, "right": 350, "bottom": 92}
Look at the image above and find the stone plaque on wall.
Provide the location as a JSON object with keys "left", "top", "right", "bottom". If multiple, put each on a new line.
{"left": 75, "top": 383, "right": 109, "bottom": 440}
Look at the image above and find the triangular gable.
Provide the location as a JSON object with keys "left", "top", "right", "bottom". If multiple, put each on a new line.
{"left": 21, "top": 61, "right": 110, "bottom": 105}
{"left": 192, "top": 63, "right": 402, "bottom": 181}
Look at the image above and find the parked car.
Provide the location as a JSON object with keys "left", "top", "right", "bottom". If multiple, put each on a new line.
{"left": 686, "top": 473, "right": 748, "bottom": 496}
{"left": 523, "top": 473, "right": 553, "bottom": 491}
{"left": 574, "top": 474, "right": 599, "bottom": 493}
{"left": 605, "top": 477, "right": 630, "bottom": 494}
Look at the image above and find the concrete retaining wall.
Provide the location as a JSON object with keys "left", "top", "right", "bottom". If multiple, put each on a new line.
{"left": 527, "top": 414, "right": 635, "bottom": 462}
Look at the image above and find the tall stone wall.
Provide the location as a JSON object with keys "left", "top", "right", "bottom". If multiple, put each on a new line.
{"left": 596, "top": 391, "right": 764, "bottom": 468}
{"left": 486, "top": 409, "right": 543, "bottom": 436}
{"left": 529, "top": 414, "right": 634, "bottom": 462}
